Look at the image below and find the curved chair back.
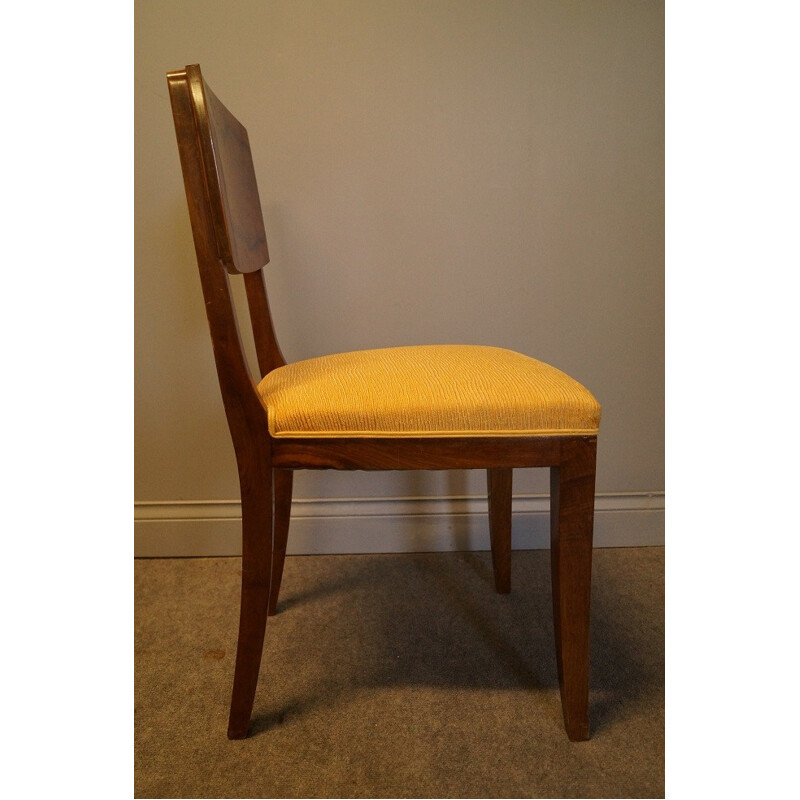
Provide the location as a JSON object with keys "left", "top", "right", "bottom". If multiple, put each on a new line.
{"left": 167, "top": 65, "right": 285, "bottom": 451}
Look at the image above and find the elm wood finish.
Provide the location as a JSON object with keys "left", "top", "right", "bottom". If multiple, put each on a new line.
{"left": 167, "top": 64, "right": 599, "bottom": 742}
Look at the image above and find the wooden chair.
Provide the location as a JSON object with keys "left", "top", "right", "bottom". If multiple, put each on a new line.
{"left": 167, "top": 64, "right": 601, "bottom": 741}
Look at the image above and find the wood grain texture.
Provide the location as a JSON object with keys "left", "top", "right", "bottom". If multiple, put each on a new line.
{"left": 187, "top": 64, "right": 269, "bottom": 275}
{"left": 270, "top": 436, "right": 574, "bottom": 470}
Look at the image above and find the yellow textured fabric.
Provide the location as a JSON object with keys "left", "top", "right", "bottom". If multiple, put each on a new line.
{"left": 258, "top": 345, "right": 600, "bottom": 438}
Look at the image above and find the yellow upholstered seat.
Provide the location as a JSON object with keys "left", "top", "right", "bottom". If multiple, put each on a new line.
{"left": 258, "top": 344, "right": 600, "bottom": 438}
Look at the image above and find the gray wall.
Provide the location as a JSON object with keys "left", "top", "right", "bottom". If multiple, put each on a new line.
{"left": 135, "top": 0, "right": 664, "bottom": 555}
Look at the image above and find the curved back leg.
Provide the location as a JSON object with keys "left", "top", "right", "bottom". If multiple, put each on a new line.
{"left": 227, "top": 463, "right": 274, "bottom": 739}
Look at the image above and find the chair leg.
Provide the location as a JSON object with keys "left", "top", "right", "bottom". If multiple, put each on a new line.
{"left": 487, "top": 468, "right": 512, "bottom": 593}
{"left": 549, "top": 438, "right": 597, "bottom": 741}
{"left": 268, "top": 469, "right": 293, "bottom": 616}
{"left": 227, "top": 466, "right": 273, "bottom": 740}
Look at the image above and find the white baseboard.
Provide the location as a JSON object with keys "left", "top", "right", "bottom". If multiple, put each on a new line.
{"left": 134, "top": 492, "right": 664, "bottom": 557}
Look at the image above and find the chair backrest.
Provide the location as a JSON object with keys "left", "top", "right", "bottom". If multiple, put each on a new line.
{"left": 168, "top": 64, "right": 284, "bottom": 448}
{"left": 172, "top": 65, "right": 269, "bottom": 276}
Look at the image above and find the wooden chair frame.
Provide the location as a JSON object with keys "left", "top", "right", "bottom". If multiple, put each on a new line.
{"left": 167, "top": 64, "right": 598, "bottom": 741}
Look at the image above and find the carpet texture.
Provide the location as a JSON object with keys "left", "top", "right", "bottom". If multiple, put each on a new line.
{"left": 135, "top": 547, "right": 664, "bottom": 798}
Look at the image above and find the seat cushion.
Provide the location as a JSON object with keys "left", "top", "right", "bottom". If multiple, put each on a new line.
{"left": 257, "top": 345, "right": 600, "bottom": 438}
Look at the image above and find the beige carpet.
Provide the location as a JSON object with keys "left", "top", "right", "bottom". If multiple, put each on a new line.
{"left": 135, "top": 547, "right": 664, "bottom": 798}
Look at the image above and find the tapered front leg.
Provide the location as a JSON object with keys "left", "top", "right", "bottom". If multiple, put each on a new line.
{"left": 227, "top": 464, "right": 273, "bottom": 739}
{"left": 268, "top": 469, "right": 293, "bottom": 616}
{"left": 487, "top": 468, "right": 512, "bottom": 593}
{"left": 550, "top": 437, "right": 597, "bottom": 741}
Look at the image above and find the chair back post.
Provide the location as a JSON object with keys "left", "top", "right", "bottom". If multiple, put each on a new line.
{"left": 167, "top": 66, "right": 272, "bottom": 457}
{"left": 243, "top": 269, "right": 286, "bottom": 376}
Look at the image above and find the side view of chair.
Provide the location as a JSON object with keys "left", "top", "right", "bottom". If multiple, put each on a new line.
{"left": 167, "top": 64, "right": 601, "bottom": 741}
